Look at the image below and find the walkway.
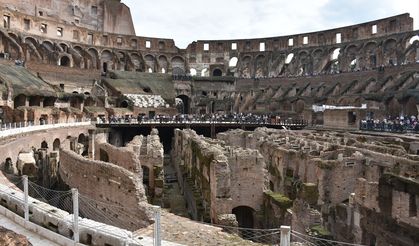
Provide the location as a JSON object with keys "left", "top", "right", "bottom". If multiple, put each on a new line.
{"left": 0, "top": 216, "right": 59, "bottom": 246}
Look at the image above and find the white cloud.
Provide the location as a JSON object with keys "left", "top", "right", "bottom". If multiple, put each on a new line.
{"left": 122, "top": 0, "right": 419, "bottom": 48}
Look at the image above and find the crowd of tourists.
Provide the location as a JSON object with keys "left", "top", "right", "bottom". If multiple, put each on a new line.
{"left": 104, "top": 113, "right": 298, "bottom": 125}
{"left": 360, "top": 115, "right": 419, "bottom": 132}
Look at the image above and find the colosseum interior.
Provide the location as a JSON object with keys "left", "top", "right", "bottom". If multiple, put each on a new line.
{"left": 0, "top": 0, "right": 418, "bottom": 245}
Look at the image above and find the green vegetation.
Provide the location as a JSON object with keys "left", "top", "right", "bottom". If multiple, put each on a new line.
{"left": 264, "top": 191, "right": 293, "bottom": 209}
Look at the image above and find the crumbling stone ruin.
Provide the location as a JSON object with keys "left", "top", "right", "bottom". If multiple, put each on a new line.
{"left": 171, "top": 127, "right": 419, "bottom": 245}
{"left": 0, "top": 0, "right": 418, "bottom": 245}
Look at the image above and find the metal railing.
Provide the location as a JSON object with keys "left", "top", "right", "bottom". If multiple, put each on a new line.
{"left": 359, "top": 121, "right": 419, "bottom": 134}
{"left": 0, "top": 119, "right": 92, "bottom": 138}
{"left": 99, "top": 118, "right": 308, "bottom": 127}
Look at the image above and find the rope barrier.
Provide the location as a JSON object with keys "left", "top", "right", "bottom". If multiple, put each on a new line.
{"left": 292, "top": 230, "right": 367, "bottom": 246}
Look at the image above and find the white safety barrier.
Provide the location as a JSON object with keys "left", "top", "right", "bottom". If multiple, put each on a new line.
{"left": 0, "top": 121, "right": 92, "bottom": 139}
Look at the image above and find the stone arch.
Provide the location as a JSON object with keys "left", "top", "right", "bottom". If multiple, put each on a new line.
{"left": 254, "top": 54, "right": 266, "bottom": 78}
{"left": 171, "top": 56, "right": 186, "bottom": 75}
{"left": 53, "top": 138, "right": 61, "bottom": 151}
{"left": 297, "top": 50, "right": 311, "bottom": 75}
{"left": 144, "top": 54, "right": 156, "bottom": 72}
{"left": 41, "top": 40, "right": 54, "bottom": 52}
{"left": 176, "top": 95, "right": 190, "bottom": 114}
{"left": 8, "top": 32, "right": 20, "bottom": 43}
{"left": 43, "top": 97, "right": 56, "bottom": 107}
{"left": 130, "top": 53, "right": 144, "bottom": 72}
{"left": 120, "top": 100, "right": 129, "bottom": 108}
{"left": 212, "top": 68, "right": 222, "bottom": 77}
{"left": 71, "top": 45, "right": 86, "bottom": 69}
{"left": 232, "top": 206, "right": 255, "bottom": 229}
{"left": 59, "top": 43, "right": 69, "bottom": 53}
{"left": 41, "top": 140, "right": 48, "bottom": 149}
{"left": 0, "top": 30, "right": 23, "bottom": 59}
{"left": 24, "top": 36, "right": 42, "bottom": 61}
{"left": 404, "top": 97, "right": 418, "bottom": 117}
{"left": 58, "top": 55, "right": 72, "bottom": 67}
{"left": 383, "top": 38, "right": 398, "bottom": 65}
{"left": 189, "top": 68, "right": 197, "bottom": 76}
{"left": 158, "top": 55, "right": 168, "bottom": 72}
{"left": 229, "top": 57, "right": 238, "bottom": 67}
{"left": 4, "top": 157, "right": 14, "bottom": 174}
{"left": 116, "top": 51, "right": 127, "bottom": 71}
{"left": 14, "top": 94, "right": 26, "bottom": 108}
{"left": 386, "top": 97, "right": 401, "bottom": 117}
{"left": 87, "top": 48, "right": 100, "bottom": 69}
{"left": 294, "top": 99, "right": 306, "bottom": 113}
{"left": 239, "top": 56, "right": 252, "bottom": 78}
{"left": 101, "top": 49, "right": 113, "bottom": 72}
{"left": 29, "top": 96, "right": 41, "bottom": 106}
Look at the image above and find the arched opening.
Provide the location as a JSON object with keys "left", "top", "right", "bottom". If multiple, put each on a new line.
{"left": 409, "top": 35, "right": 419, "bottom": 45}
{"left": 78, "top": 134, "right": 88, "bottom": 156}
{"left": 120, "top": 100, "right": 129, "bottom": 108}
{"left": 285, "top": 53, "right": 294, "bottom": 64}
{"left": 29, "top": 96, "right": 41, "bottom": 107}
{"left": 99, "top": 149, "right": 109, "bottom": 162}
{"left": 161, "top": 68, "right": 166, "bottom": 73}
{"left": 103, "top": 62, "right": 108, "bottom": 73}
{"left": 43, "top": 97, "right": 56, "bottom": 107}
{"left": 176, "top": 95, "right": 190, "bottom": 114}
{"left": 171, "top": 56, "right": 186, "bottom": 75}
{"left": 14, "top": 94, "right": 26, "bottom": 108}
{"left": 4, "top": 158, "right": 13, "bottom": 174}
{"left": 190, "top": 68, "right": 197, "bottom": 76}
{"left": 229, "top": 57, "right": 238, "bottom": 67}
{"left": 404, "top": 97, "right": 418, "bottom": 117}
{"left": 60, "top": 56, "right": 70, "bottom": 67}
{"left": 212, "top": 69, "right": 222, "bottom": 77}
{"left": 232, "top": 206, "right": 255, "bottom": 239}
{"left": 142, "top": 166, "right": 150, "bottom": 195}
{"left": 232, "top": 206, "right": 254, "bottom": 228}
{"left": 331, "top": 48, "right": 340, "bottom": 60}
{"left": 201, "top": 68, "right": 208, "bottom": 77}
{"left": 148, "top": 68, "right": 153, "bottom": 73}
{"left": 41, "top": 141, "right": 48, "bottom": 149}
{"left": 53, "top": 139, "right": 60, "bottom": 151}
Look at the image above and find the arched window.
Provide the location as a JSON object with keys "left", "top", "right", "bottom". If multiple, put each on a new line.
{"left": 190, "top": 68, "right": 197, "bottom": 76}
{"left": 229, "top": 57, "right": 238, "bottom": 67}
{"left": 201, "top": 68, "right": 208, "bottom": 77}
{"left": 285, "top": 53, "right": 294, "bottom": 64}
{"left": 212, "top": 69, "right": 222, "bottom": 76}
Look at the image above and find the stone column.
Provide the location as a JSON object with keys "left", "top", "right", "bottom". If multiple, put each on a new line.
{"left": 88, "top": 129, "right": 96, "bottom": 159}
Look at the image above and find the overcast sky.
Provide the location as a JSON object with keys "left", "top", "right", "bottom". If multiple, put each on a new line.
{"left": 122, "top": 0, "right": 419, "bottom": 49}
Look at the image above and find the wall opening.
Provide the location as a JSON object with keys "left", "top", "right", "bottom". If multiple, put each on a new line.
{"left": 176, "top": 95, "right": 190, "bottom": 114}
{"left": 231, "top": 42, "right": 237, "bottom": 50}
{"left": 409, "top": 194, "right": 417, "bottom": 217}
{"left": 336, "top": 33, "right": 342, "bottom": 44}
{"left": 60, "top": 56, "right": 70, "bottom": 67}
{"left": 41, "top": 141, "right": 48, "bottom": 149}
{"left": 229, "top": 57, "right": 238, "bottom": 67}
{"left": 212, "top": 69, "right": 222, "bottom": 77}
{"left": 142, "top": 166, "right": 150, "bottom": 195}
{"left": 372, "top": 24, "right": 377, "bottom": 34}
{"left": 120, "top": 100, "right": 129, "bottom": 108}
{"left": 53, "top": 139, "right": 60, "bottom": 151}
{"left": 100, "top": 149, "right": 109, "bottom": 162}
{"left": 232, "top": 206, "right": 255, "bottom": 239}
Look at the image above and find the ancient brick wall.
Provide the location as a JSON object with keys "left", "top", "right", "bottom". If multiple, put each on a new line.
{"left": 59, "top": 149, "right": 153, "bottom": 230}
